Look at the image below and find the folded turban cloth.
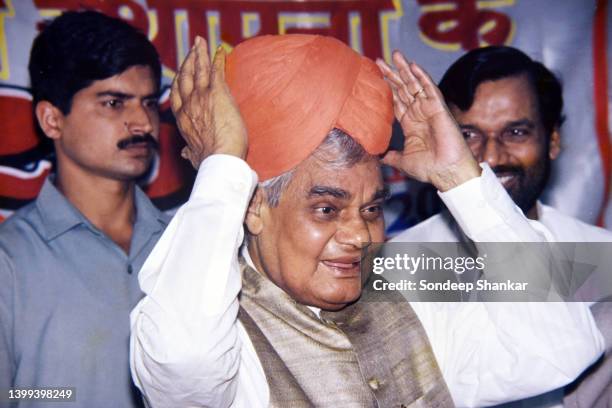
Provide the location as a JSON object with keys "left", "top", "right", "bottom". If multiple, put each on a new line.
{"left": 225, "top": 34, "right": 393, "bottom": 180}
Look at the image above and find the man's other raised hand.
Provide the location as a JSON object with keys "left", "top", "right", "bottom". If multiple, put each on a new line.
{"left": 376, "top": 51, "right": 480, "bottom": 191}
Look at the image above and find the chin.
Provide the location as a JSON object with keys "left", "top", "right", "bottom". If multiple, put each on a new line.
{"left": 120, "top": 162, "right": 154, "bottom": 180}
{"left": 315, "top": 287, "right": 362, "bottom": 311}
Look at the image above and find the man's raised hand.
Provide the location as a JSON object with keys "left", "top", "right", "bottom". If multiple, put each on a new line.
{"left": 171, "top": 36, "right": 247, "bottom": 168}
{"left": 376, "top": 51, "right": 480, "bottom": 191}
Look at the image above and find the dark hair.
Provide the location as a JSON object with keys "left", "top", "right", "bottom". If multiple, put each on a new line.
{"left": 439, "top": 46, "right": 565, "bottom": 135}
{"left": 28, "top": 10, "right": 161, "bottom": 114}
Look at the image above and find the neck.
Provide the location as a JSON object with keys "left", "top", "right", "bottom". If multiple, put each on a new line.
{"left": 55, "top": 162, "right": 137, "bottom": 253}
{"left": 526, "top": 203, "right": 539, "bottom": 220}
{"left": 246, "top": 237, "right": 267, "bottom": 276}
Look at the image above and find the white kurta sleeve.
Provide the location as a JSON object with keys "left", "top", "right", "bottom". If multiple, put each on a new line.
{"left": 411, "top": 301, "right": 603, "bottom": 407}
{"left": 411, "top": 163, "right": 604, "bottom": 407}
{"left": 439, "top": 163, "right": 546, "bottom": 242}
{"left": 129, "top": 154, "right": 258, "bottom": 408}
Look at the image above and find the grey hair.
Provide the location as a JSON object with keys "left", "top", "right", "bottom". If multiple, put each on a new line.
{"left": 260, "top": 128, "right": 373, "bottom": 207}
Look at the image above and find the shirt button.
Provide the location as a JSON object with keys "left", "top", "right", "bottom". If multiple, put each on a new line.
{"left": 127, "top": 264, "right": 133, "bottom": 274}
{"left": 367, "top": 378, "right": 380, "bottom": 391}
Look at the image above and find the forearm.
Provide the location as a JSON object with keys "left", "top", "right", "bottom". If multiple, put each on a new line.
{"left": 130, "top": 155, "right": 257, "bottom": 407}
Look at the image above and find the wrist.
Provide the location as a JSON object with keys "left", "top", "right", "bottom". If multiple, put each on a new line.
{"left": 431, "top": 157, "right": 481, "bottom": 192}
{"left": 213, "top": 146, "right": 247, "bottom": 160}
{"left": 212, "top": 134, "right": 248, "bottom": 160}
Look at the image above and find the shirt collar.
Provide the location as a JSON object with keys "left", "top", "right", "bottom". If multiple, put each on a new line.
{"left": 129, "top": 186, "right": 171, "bottom": 258}
{"left": 133, "top": 186, "right": 171, "bottom": 231}
{"left": 36, "top": 177, "right": 171, "bottom": 242}
{"left": 36, "top": 178, "right": 87, "bottom": 241}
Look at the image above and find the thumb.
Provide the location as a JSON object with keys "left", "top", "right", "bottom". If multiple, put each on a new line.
{"left": 381, "top": 150, "right": 403, "bottom": 170}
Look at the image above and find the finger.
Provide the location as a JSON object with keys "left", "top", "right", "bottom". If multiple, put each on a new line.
{"left": 377, "top": 58, "right": 414, "bottom": 106}
{"left": 178, "top": 43, "right": 197, "bottom": 98}
{"left": 393, "top": 51, "right": 421, "bottom": 96}
{"left": 398, "top": 63, "right": 425, "bottom": 98}
{"left": 391, "top": 86, "right": 408, "bottom": 119}
{"left": 375, "top": 58, "right": 394, "bottom": 76}
{"left": 391, "top": 50, "right": 411, "bottom": 73}
{"left": 194, "top": 36, "right": 211, "bottom": 91}
{"left": 410, "top": 62, "right": 443, "bottom": 100}
{"left": 392, "top": 51, "right": 426, "bottom": 98}
{"left": 376, "top": 58, "right": 406, "bottom": 90}
{"left": 170, "top": 76, "right": 182, "bottom": 113}
{"left": 211, "top": 46, "right": 227, "bottom": 88}
{"left": 386, "top": 77, "right": 414, "bottom": 107}
{"left": 397, "top": 85, "right": 414, "bottom": 106}
{"left": 181, "top": 146, "right": 191, "bottom": 159}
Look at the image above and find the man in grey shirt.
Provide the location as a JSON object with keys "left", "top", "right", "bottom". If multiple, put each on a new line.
{"left": 0, "top": 11, "right": 169, "bottom": 407}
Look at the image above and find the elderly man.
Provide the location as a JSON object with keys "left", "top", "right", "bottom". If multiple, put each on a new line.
{"left": 130, "top": 36, "right": 602, "bottom": 407}
{"left": 393, "top": 46, "right": 612, "bottom": 408}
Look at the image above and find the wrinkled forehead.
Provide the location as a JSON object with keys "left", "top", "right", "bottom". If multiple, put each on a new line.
{"left": 287, "top": 153, "right": 384, "bottom": 202}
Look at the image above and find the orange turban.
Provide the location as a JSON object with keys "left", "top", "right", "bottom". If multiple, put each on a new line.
{"left": 225, "top": 34, "right": 393, "bottom": 180}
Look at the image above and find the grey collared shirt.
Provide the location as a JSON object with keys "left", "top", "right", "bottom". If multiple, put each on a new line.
{"left": 0, "top": 178, "right": 170, "bottom": 407}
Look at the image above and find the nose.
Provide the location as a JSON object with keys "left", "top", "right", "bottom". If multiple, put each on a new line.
{"left": 481, "top": 136, "right": 505, "bottom": 168}
{"left": 126, "top": 104, "right": 156, "bottom": 136}
{"left": 335, "top": 215, "right": 372, "bottom": 250}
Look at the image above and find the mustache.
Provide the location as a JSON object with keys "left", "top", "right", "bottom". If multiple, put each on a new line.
{"left": 117, "top": 134, "right": 159, "bottom": 150}
{"left": 492, "top": 165, "right": 524, "bottom": 177}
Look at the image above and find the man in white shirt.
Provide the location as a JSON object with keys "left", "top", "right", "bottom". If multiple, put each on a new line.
{"left": 394, "top": 46, "right": 611, "bottom": 244}
{"left": 130, "top": 37, "right": 604, "bottom": 407}
{"left": 393, "top": 46, "right": 611, "bottom": 407}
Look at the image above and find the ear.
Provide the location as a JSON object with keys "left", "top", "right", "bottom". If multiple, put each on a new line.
{"left": 548, "top": 127, "right": 561, "bottom": 160}
{"left": 35, "top": 101, "right": 64, "bottom": 141}
{"left": 245, "top": 187, "right": 267, "bottom": 236}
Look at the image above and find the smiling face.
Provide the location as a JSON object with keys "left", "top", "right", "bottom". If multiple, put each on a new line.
{"left": 450, "top": 75, "right": 560, "bottom": 218}
{"left": 246, "top": 152, "right": 386, "bottom": 311}
{"left": 37, "top": 65, "right": 160, "bottom": 184}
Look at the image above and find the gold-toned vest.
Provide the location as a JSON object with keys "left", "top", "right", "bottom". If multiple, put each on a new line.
{"left": 238, "top": 262, "right": 454, "bottom": 407}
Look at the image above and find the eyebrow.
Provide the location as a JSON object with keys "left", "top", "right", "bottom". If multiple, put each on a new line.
{"left": 96, "top": 91, "right": 159, "bottom": 100}
{"left": 307, "top": 185, "right": 390, "bottom": 202}
{"left": 459, "top": 119, "right": 536, "bottom": 131}
{"left": 505, "top": 119, "right": 536, "bottom": 129}
{"left": 308, "top": 186, "right": 350, "bottom": 199}
{"left": 96, "top": 91, "right": 132, "bottom": 99}
{"left": 373, "top": 186, "right": 390, "bottom": 201}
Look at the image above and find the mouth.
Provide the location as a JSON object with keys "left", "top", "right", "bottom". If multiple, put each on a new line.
{"left": 123, "top": 141, "right": 152, "bottom": 150}
{"left": 321, "top": 257, "right": 362, "bottom": 277}
{"left": 495, "top": 172, "right": 519, "bottom": 189}
{"left": 121, "top": 142, "right": 154, "bottom": 158}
